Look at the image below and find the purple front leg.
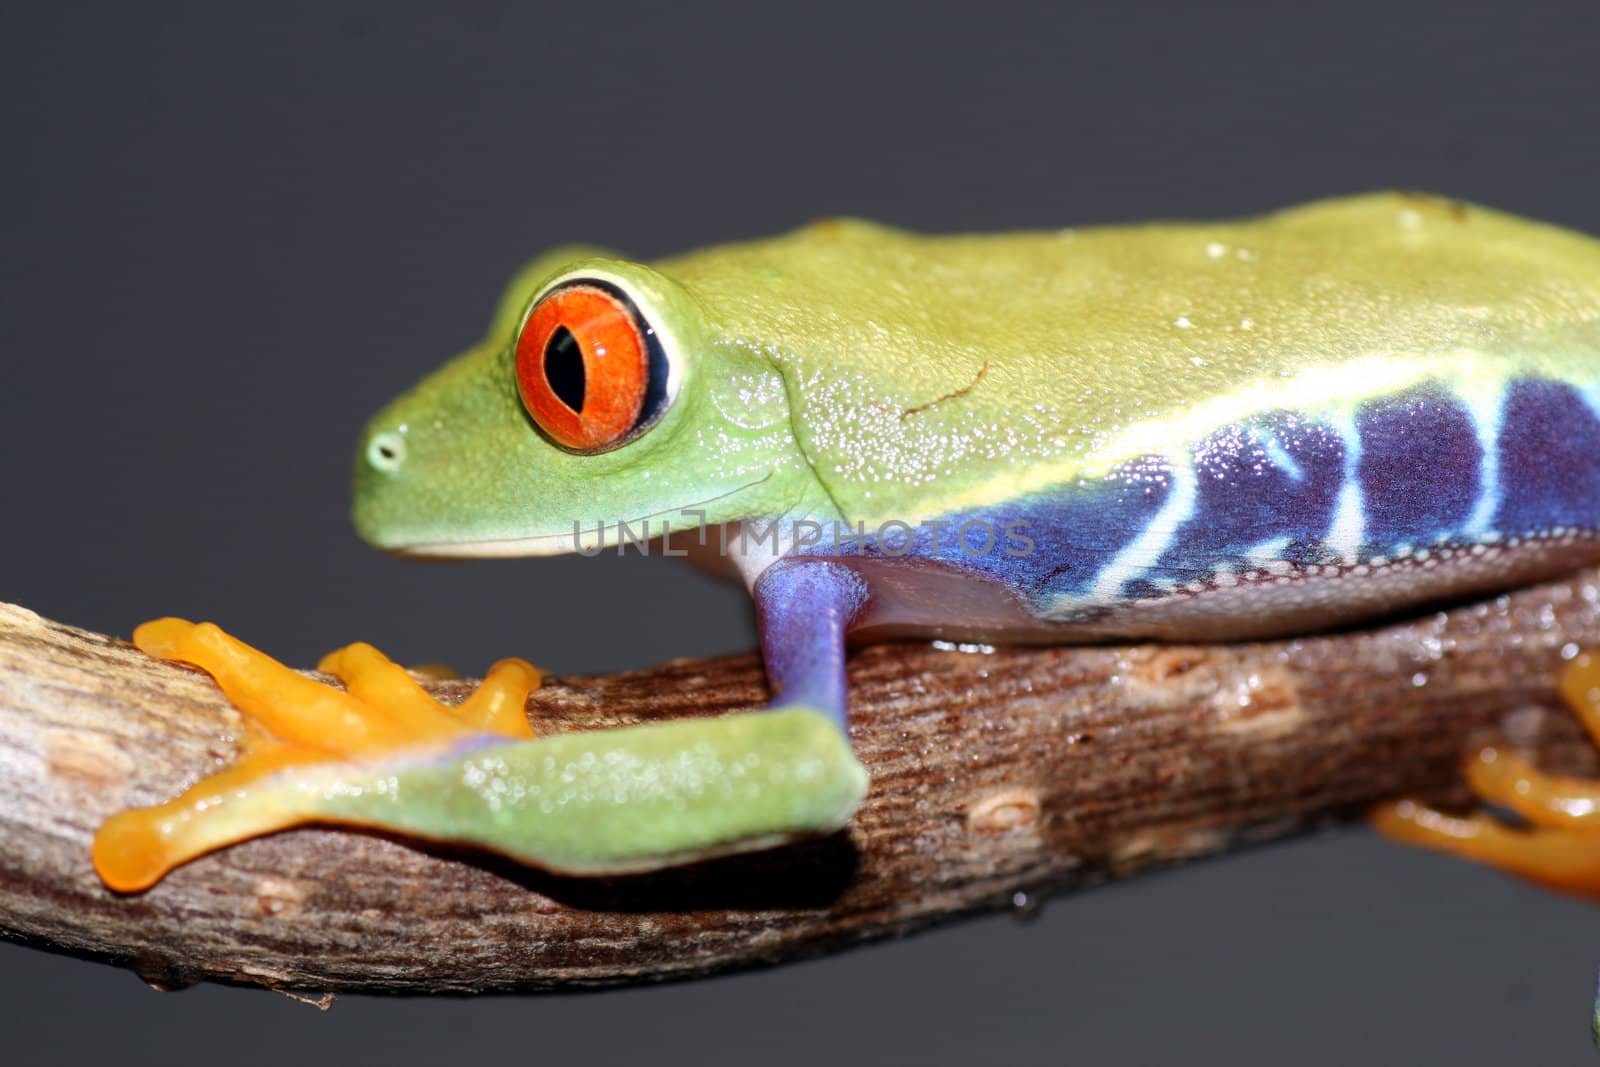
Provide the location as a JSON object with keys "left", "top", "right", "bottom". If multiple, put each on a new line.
{"left": 753, "top": 560, "right": 871, "bottom": 732}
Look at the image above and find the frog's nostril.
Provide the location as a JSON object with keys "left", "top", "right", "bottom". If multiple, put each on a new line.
{"left": 367, "top": 430, "right": 407, "bottom": 474}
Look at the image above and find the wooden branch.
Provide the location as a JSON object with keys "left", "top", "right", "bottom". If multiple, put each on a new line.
{"left": 2, "top": 583, "right": 1598, "bottom": 996}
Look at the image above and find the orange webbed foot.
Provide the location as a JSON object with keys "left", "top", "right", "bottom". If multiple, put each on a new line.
{"left": 1371, "top": 651, "right": 1600, "bottom": 900}
{"left": 92, "top": 619, "right": 540, "bottom": 892}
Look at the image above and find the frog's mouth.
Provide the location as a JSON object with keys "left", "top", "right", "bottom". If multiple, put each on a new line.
{"left": 394, "top": 529, "right": 599, "bottom": 559}
{"left": 389, "top": 472, "right": 776, "bottom": 559}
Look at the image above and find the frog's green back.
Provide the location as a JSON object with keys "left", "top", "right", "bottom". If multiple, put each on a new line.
{"left": 656, "top": 192, "right": 1600, "bottom": 525}
{"left": 353, "top": 191, "right": 1600, "bottom": 642}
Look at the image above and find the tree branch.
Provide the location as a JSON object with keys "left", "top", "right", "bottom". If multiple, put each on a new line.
{"left": 1, "top": 584, "right": 1597, "bottom": 995}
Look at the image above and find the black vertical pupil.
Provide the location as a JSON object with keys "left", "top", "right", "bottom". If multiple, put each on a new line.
{"left": 544, "top": 326, "right": 586, "bottom": 413}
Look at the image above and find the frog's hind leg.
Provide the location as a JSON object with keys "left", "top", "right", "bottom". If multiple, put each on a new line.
{"left": 92, "top": 619, "right": 539, "bottom": 892}
{"left": 1371, "top": 652, "right": 1600, "bottom": 900}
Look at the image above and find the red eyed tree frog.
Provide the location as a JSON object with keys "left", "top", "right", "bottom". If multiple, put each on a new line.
{"left": 93, "top": 193, "right": 1600, "bottom": 921}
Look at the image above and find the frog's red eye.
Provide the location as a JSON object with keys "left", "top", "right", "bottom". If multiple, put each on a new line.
{"left": 514, "top": 282, "right": 666, "bottom": 452}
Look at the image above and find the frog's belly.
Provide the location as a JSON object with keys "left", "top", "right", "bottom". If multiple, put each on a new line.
{"left": 847, "top": 533, "right": 1600, "bottom": 643}
{"left": 825, "top": 376, "right": 1600, "bottom": 642}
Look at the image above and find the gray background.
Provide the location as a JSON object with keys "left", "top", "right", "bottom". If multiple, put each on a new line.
{"left": 1, "top": 2, "right": 1595, "bottom": 1063}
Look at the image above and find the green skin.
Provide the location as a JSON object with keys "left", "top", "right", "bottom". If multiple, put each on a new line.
{"left": 318, "top": 192, "right": 1600, "bottom": 873}
{"left": 310, "top": 709, "right": 864, "bottom": 876}
{"left": 355, "top": 192, "right": 1600, "bottom": 550}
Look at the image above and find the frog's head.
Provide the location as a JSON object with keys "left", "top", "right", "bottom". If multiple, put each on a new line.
{"left": 352, "top": 250, "right": 810, "bottom": 557}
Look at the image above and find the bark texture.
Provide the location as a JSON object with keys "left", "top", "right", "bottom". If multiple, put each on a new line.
{"left": 0, "top": 583, "right": 1597, "bottom": 995}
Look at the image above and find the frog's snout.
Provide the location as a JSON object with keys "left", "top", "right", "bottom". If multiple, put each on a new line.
{"left": 351, "top": 422, "right": 412, "bottom": 550}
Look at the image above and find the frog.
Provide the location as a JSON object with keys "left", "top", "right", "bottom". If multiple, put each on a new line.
{"left": 92, "top": 192, "right": 1600, "bottom": 916}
